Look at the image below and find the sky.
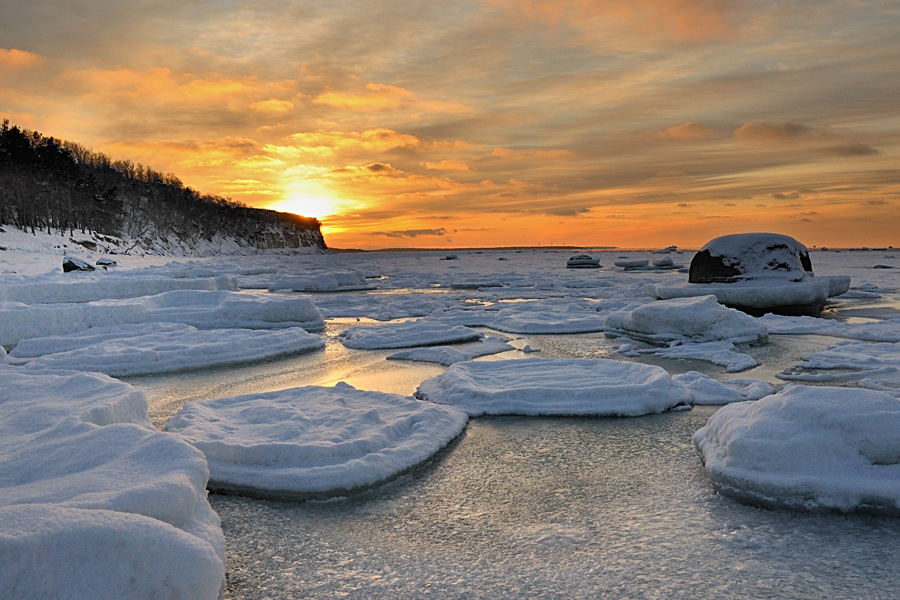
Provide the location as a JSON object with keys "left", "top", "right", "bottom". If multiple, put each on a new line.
{"left": 1, "top": 1, "right": 899, "bottom": 249}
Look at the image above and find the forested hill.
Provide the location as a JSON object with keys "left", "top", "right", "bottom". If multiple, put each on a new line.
{"left": 0, "top": 120, "right": 327, "bottom": 255}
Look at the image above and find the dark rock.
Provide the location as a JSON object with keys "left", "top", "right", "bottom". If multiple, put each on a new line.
{"left": 63, "top": 256, "right": 96, "bottom": 272}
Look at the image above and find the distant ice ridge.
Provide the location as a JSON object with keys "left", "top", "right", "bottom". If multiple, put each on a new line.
{"left": 7, "top": 324, "right": 324, "bottom": 376}
{"left": 0, "top": 289, "right": 325, "bottom": 347}
{"left": 166, "top": 382, "right": 468, "bottom": 500}
{"left": 693, "top": 385, "right": 900, "bottom": 515}
{"left": 0, "top": 366, "right": 225, "bottom": 599}
{"left": 415, "top": 358, "right": 693, "bottom": 416}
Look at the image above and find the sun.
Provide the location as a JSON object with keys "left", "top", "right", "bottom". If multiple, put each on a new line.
{"left": 268, "top": 189, "right": 340, "bottom": 220}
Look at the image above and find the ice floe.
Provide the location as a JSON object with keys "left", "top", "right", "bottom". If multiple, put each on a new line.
{"left": 415, "top": 358, "right": 692, "bottom": 416}
{"left": 387, "top": 336, "right": 514, "bottom": 365}
{"left": 166, "top": 382, "right": 468, "bottom": 499}
{"left": 10, "top": 326, "right": 324, "bottom": 376}
{"left": 0, "top": 274, "right": 236, "bottom": 304}
{"left": 0, "top": 366, "right": 224, "bottom": 598}
{"left": 616, "top": 340, "right": 759, "bottom": 373}
{"left": 778, "top": 340, "right": 900, "bottom": 392}
{"left": 760, "top": 313, "right": 900, "bottom": 342}
{"left": 603, "top": 295, "right": 768, "bottom": 346}
{"left": 693, "top": 385, "right": 900, "bottom": 514}
{"left": 339, "top": 320, "right": 483, "bottom": 349}
{"left": 0, "top": 289, "right": 324, "bottom": 347}
{"left": 672, "top": 371, "right": 778, "bottom": 405}
{"left": 268, "top": 270, "right": 375, "bottom": 292}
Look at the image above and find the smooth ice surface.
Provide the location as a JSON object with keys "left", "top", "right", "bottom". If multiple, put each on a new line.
{"left": 0, "top": 289, "right": 325, "bottom": 347}
{"left": 11, "top": 326, "right": 324, "bottom": 376}
{"left": 339, "top": 320, "right": 483, "bottom": 349}
{"left": 0, "top": 366, "right": 225, "bottom": 599}
{"left": 416, "top": 358, "right": 692, "bottom": 416}
{"left": 694, "top": 385, "right": 900, "bottom": 514}
{"left": 387, "top": 336, "right": 514, "bottom": 365}
{"left": 166, "top": 383, "right": 468, "bottom": 499}
{"left": 604, "top": 295, "right": 768, "bottom": 345}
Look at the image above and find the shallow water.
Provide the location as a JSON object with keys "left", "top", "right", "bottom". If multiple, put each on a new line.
{"left": 213, "top": 410, "right": 900, "bottom": 599}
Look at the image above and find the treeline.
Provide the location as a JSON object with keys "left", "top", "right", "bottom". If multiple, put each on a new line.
{"left": 0, "top": 119, "right": 326, "bottom": 252}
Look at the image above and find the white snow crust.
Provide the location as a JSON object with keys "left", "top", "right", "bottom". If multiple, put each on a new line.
{"left": 415, "top": 358, "right": 692, "bottom": 417}
{"left": 339, "top": 320, "right": 483, "bottom": 349}
{"left": 387, "top": 336, "right": 514, "bottom": 365}
{"left": 166, "top": 382, "right": 468, "bottom": 499}
{"left": 673, "top": 371, "right": 778, "bottom": 405}
{"left": 693, "top": 385, "right": 900, "bottom": 514}
{"left": 617, "top": 340, "right": 759, "bottom": 373}
{"left": 0, "top": 366, "right": 225, "bottom": 599}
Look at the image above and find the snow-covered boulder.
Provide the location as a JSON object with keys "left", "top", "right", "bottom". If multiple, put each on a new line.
{"left": 166, "top": 383, "right": 468, "bottom": 500}
{"left": 62, "top": 256, "right": 95, "bottom": 273}
{"left": 693, "top": 385, "right": 900, "bottom": 514}
{"left": 645, "top": 233, "right": 850, "bottom": 315}
{"left": 0, "top": 366, "right": 225, "bottom": 599}
{"left": 415, "top": 358, "right": 692, "bottom": 417}
{"left": 339, "top": 320, "right": 483, "bottom": 349}
{"left": 604, "top": 295, "right": 768, "bottom": 346}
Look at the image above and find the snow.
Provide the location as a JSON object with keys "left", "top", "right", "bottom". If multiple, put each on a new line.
{"left": 166, "top": 382, "right": 468, "bottom": 499}
{"left": 617, "top": 340, "right": 759, "bottom": 373}
{"left": 415, "top": 358, "right": 692, "bottom": 416}
{"left": 269, "top": 270, "right": 375, "bottom": 292}
{"left": 0, "top": 366, "right": 225, "bottom": 598}
{"left": 9, "top": 326, "right": 324, "bottom": 376}
{"left": 0, "top": 273, "right": 236, "bottom": 304}
{"left": 339, "top": 320, "right": 483, "bottom": 349}
{"left": 603, "top": 295, "right": 768, "bottom": 346}
{"left": 387, "top": 336, "right": 514, "bottom": 365}
{"left": 0, "top": 289, "right": 325, "bottom": 347}
{"left": 693, "top": 385, "right": 900, "bottom": 514}
{"left": 760, "top": 313, "right": 900, "bottom": 342}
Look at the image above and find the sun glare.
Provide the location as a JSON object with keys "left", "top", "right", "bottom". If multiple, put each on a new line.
{"left": 269, "top": 190, "right": 340, "bottom": 220}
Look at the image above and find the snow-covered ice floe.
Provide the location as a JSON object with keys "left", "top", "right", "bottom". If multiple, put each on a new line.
{"left": 0, "top": 289, "right": 324, "bottom": 347}
{"left": 760, "top": 313, "right": 900, "bottom": 342}
{"left": 672, "top": 371, "right": 778, "bottom": 405}
{"left": 693, "top": 385, "right": 900, "bottom": 515}
{"left": 0, "top": 366, "right": 225, "bottom": 599}
{"left": 268, "top": 270, "right": 376, "bottom": 292}
{"left": 604, "top": 295, "right": 768, "bottom": 346}
{"left": 645, "top": 233, "right": 850, "bottom": 315}
{"left": 0, "top": 273, "right": 236, "bottom": 304}
{"left": 617, "top": 340, "right": 759, "bottom": 373}
{"left": 8, "top": 325, "right": 324, "bottom": 376}
{"left": 339, "top": 320, "right": 483, "bottom": 349}
{"left": 387, "top": 336, "right": 514, "bottom": 365}
{"left": 778, "top": 340, "right": 900, "bottom": 393}
{"left": 166, "top": 382, "right": 468, "bottom": 500}
{"left": 415, "top": 358, "right": 692, "bottom": 417}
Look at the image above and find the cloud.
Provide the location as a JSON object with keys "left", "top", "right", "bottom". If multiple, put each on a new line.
{"left": 828, "top": 142, "right": 880, "bottom": 157}
{"left": 250, "top": 98, "right": 294, "bottom": 114}
{"left": 373, "top": 228, "right": 449, "bottom": 238}
{"left": 313, "top": 83, "right": 468, "bottom": 113}
{"left": 0, "top": 48, "right": 43, "bottom": 69}
{"left": 423, "top": 160, "right": 469, "bottom": 171}
{"left": 734, "top": 121, "right": 814, "bottom": 142}
{"left": 772, "top": 191, "right": 800, "bottom": 200}
{"left": 657, "top": 122, "right": 715, "bottom": 141}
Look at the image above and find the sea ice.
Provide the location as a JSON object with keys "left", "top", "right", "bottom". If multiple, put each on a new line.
{"left": 339, "top": 320, "right": 483, "bottom": 349}
{"left": 268, "top": 270, "right": 375, "bottom": 292}
{"left": 0, "top": 366, "right": 225, "bottom": 599}
{"left": 778, "top": 340, "right": 900, "bottom": 390}
{"left": 166, "top": 383, "right": 468, "bottom": 499}
{"left": 617, "top": 341, "right": 759, "bottom": 373}
{"left": 693, "top": 385, "right": 900, "bottom": 514}
{"left": 760, "top": 313, "right": 900, "bottom": 342}
{"left": 672, "top": 371, "right": 778, "bottom": 405}
{"left": 603, "top": 295, "right": 768, "bottom": 346}
{"left": 415, "top": 358, "right": 692, "bottom": 416}
{"left": 387, "top": 336, "right": 514, "bottom": 365}
{"left": 0, "top": 289, "right": 325, "bottom": 347}
{"left": 0, "top": 274, "right": 236, "bottom": 304}
{"left": 11, "top": 326, "right": 324, "bottom": 376}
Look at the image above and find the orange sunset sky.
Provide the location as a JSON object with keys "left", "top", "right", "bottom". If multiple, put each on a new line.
{"left": 1, "top": 1, "right": 898, "bottom": 249}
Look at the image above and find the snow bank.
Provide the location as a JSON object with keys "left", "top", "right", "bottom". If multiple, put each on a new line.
{"left": 0, "top": 289, "right": 325, "bottom": 347}
{"left": 415, "top": 358, "right": 692, "bottom": 416}
{"left": 13, "top": 326, "right": 324, "bottom": 376}
{"left": 0, "top": 366, "right": 225, "bottom": 599}
{"left": 387, "top": 336, "right": 514, "bottom": 365}
{"left": 604, "top": 295, "right": 768, "bottom": 346}
{"left": 166, "top": 382, "right": 468, "bottom": 499}
{"left": 339, "top": 320, "right": 483, "bottom": 349}
{"left": 693, "top": 385, "right": 900, "bottom": 514}
{"left": 673, "top": 371, "right": 777, "bottom": 405}
{"left": 269, "top": 270, "right": 374, "bottom": 292}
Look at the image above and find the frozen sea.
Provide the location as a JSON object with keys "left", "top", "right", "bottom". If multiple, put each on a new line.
{"left": 119, "top": 247, "right": 900, "bottom": 599}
